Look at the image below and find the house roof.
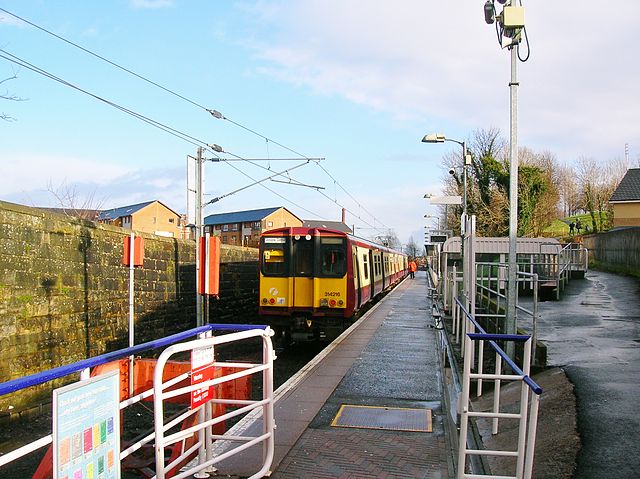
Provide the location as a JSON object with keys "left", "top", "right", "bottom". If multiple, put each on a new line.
{"left": 610, "top": 168, "right": 640, "bottom": 202}
{"left": 204, "top": 206, "right": 290, "bottom": 225}
{"left": 303, "top": 220, "right": 353, "bottom": 234}
{"left": 98, "top": 200, "right": 179, "bottom": 221}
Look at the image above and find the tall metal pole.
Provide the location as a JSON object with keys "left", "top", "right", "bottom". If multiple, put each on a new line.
{"left": 506, "top": 42, "right": 519, "bottom": 342}
{"left": 195, "top": 146, "right": 204, "bottom": 327}
{"left": 128, "top": 231, "right": 135, "bottom": 397}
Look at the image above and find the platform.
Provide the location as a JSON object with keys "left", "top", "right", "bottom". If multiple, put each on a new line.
{"left": 215, "top": 271, "right": 454, "bottom": 478}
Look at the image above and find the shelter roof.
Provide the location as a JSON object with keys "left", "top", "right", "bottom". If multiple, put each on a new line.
{"left": 442, "top": 236, "right": 561, "bottom": 254}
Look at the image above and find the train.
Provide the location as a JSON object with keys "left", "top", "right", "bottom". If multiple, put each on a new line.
{"left": 258, "top": 227, "right": 409, "bottom": 341}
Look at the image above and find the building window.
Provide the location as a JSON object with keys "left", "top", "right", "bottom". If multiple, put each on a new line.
{"left": 222, "top": 224, "right": 229, "bottom": 232}
{"left": 231, "top": 224, "right": 238, "bottom": 231}
{"left": 252, "top": 221, "right": 261, "bottom": 230}
{"left": 169, "top": 218, "right": 174, "bottom": 223}
{"left": 231, "top": 236, "right": 236, "bottom": 243}
{"left": 267, "top": 221, "right": 273, "bottom": 227}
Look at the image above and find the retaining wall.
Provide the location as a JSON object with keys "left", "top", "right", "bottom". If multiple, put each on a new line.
{"left": 582, "top": 227, "right": 640, "bottom": 276}
{"left": 0, "top": 200, "right": 258, "bottom": 411}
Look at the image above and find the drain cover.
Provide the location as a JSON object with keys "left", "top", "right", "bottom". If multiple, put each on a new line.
{"left": 331, "top": 405, "right": 432, "bottom": 433}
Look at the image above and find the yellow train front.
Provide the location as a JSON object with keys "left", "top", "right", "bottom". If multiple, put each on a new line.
{"left": 259, "top": 227, "right": 408, "bottom": 341}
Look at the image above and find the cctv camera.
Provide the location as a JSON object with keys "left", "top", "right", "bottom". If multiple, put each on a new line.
{"left": 484, "top": 0, "right": 495, "bottom": 24}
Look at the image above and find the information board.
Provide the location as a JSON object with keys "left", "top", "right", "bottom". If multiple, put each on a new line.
{"left": 53, "top": 371, "right": 121, "bottom": 479}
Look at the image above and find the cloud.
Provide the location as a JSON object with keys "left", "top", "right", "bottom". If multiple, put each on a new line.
{"left": 0, "top": 154, "right": 186, "bottom": 213}
{"left": 238, "top": 0, "right": 640, "bottom": 161}
{"left": 130, "top": 0, "right": 174, "bottom": 9}
{"left": 0, "top": 13, "right": 27, "bottom": 27}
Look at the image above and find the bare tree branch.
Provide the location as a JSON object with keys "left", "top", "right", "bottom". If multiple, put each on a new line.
{"left": 1, "top": 72, "right": 28, "bottom": 121}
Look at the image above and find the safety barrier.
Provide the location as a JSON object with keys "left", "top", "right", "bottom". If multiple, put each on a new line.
{"left": 455, "top": 297, "right": 542, "bottom": 479}
{"left": 0, "top": 323, "right": 275, "bottom": 479}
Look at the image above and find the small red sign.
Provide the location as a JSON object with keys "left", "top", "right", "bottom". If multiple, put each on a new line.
{"left": 191, "top": 346, "right": 215, "bottom": 409}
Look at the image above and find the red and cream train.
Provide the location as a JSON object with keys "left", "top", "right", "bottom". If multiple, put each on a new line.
{"left": 259, "top": 227, "right": 408, "bottom": 340}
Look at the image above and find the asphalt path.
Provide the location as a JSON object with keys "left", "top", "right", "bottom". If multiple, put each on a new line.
{"left": 519, "top": 270, "right": 640, "bottom": 479}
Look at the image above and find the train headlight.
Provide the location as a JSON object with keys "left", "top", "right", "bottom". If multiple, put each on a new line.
{"left": 269, "top": 298, "right": 276, "bottom": 305}
{"left": 262, "top": 298, "right": 268, "bottom": 304}
{"left": 320, "top": 299, "right": 329, "bottom": 307}
{"left": 338, "top": 300, "right": 344, "bottom": 306}
{"left": 329, "top": 299, "right": 337, "bottom": 307}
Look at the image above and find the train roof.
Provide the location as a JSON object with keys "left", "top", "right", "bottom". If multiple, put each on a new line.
{"left": 261, "top": 227, "right": 405, "bottom": 256}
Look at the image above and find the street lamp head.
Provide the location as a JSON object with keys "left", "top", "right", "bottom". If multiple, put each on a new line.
{"left": 421, "top": 133, "right": 445, "bottom": 143}
{"left": 423, "top": 193, "right": 433, "bottom": 199}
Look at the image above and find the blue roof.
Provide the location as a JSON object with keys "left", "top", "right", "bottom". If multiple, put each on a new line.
{"left": 204, "top": 207, "right": 283, "bottom": 225}
{"left": 98, "top": 201, "right": 156, "bottom": 220}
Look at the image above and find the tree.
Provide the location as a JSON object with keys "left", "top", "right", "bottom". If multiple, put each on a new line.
{"left": 404, "top": 237, "right": 420, "bottom": 258}
{"left": 441, "top": 128, "right": 560, "bottom": 237}
{"left": 47, "top": 180, "right": 104, "bottom": 221}
{"left": 1, "top": 73, "right": 27, "bottom": 121}
{"left": 576, "top": 156, "right": 628, "bottom": 232}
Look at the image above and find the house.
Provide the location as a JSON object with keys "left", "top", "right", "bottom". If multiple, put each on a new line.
{"left": 98, "top": 200, "right": 184, "bottom": 238}
{"left": 609, "top": 168, "right": 640, "bottom": 227}
{"left": 204, "top": 207, "right": 302, "bottom": 247}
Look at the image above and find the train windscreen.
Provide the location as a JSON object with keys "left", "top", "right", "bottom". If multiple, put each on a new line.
{"left": 293, "top": 237, "right": 314, "bottom": 277}
{"left": 319, "top": 237, "right": 346, "bottom": 278}
{"left": 261, "top": 237, "right": 289, "bottom": 276}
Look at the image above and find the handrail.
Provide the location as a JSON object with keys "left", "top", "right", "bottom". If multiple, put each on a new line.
{"left": 457, "top": 298, "right": 542, "bottom": 396}
{"left": 0, "top": 324, "right": 267, "bottom": 397}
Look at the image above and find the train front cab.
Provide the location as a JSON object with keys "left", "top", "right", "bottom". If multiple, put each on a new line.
{"left": 259, "top": 228, "right": 350, "bottom": 339}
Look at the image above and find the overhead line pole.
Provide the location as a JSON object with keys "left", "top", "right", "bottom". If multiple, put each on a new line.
{"left": 195, "top": 146, "right": 204, "bottom": 327}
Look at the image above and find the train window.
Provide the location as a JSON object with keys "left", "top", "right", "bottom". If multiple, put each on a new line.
{"left": 261, "top": 237, "right": 289, "bottom": 276}
{"left": 293, "top": 238, "right": 314, "bottom": 277}
{"left": 319, "top": 237, "right": 346, "bottom": 277}
{"left": 362, "top": 254, "right": 369, "bottom": 281}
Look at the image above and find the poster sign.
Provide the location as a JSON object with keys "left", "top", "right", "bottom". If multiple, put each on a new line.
{"left": 191, "top": 345, "right": 215, "bottom": 409}
{"left": 53, "top": 371, "right": 121, "bottom": 479}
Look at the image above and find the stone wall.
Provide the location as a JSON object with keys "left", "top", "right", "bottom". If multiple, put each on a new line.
{"left": 582, "top": 227, "right": 640, "bottom": 276}
{"left": 0, "top": 201, "right": 258, "bottom": 411}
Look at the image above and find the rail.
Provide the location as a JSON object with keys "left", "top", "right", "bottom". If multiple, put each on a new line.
{"left": 455, "top": 297, "right": 542, "bottom": 479}
{"left": 0, "top": 323, "right": 275, "bottom": 479}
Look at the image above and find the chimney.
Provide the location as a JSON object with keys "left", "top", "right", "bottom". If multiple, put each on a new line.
{"left": 342, "top": 208, "right": 346, "bottom": 224}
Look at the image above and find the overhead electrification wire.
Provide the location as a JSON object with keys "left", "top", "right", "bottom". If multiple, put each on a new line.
{"left": 1, "top": 7, "right": 392, "bottom": 233}
{"left": 0, "top": 7, "right": 209, "bottom": 112}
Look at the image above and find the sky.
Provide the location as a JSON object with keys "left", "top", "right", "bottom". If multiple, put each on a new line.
{"left": 1, "top": 1, "right": 639, "bottom": 247}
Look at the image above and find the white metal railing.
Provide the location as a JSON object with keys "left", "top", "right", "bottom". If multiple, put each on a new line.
{"left": 152, "top": 328, "right": 275, "bottom": 479}
{"left": 456, "top": 298, "right": 542, "bottom": 479}
{"left": 0, "top": 324, "right": 275, "bottom": 479}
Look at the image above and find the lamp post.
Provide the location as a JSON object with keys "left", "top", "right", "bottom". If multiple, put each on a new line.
{"left": 424, "top": 214, "right": 440, "bottom": 230}
{"left": 421, "top": 134, "right": 470, "bottom": 220}
{"left": 484, "top": 0, "right": 526, "bottom": 342}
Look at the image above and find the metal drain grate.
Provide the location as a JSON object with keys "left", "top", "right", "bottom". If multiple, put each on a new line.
{"left": 331, "top": 405, "right": 432, "bottom": 433}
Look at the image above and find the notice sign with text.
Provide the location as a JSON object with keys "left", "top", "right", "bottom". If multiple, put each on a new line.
{"left": 53, "top": 370, "right": 121, "bottom": 479}
{"left": 191, "top": 345, "right": 215, "bottom": 409}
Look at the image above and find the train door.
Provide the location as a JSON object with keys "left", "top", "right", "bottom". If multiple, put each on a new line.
{"left": 368, "top": 250, "right": 375, "bottom": 299}
{"left": 353, "top": 248, "right": 361, "bottom": 307}
{"left": 292, "top": 235, "right": 314, "bottom": 309}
